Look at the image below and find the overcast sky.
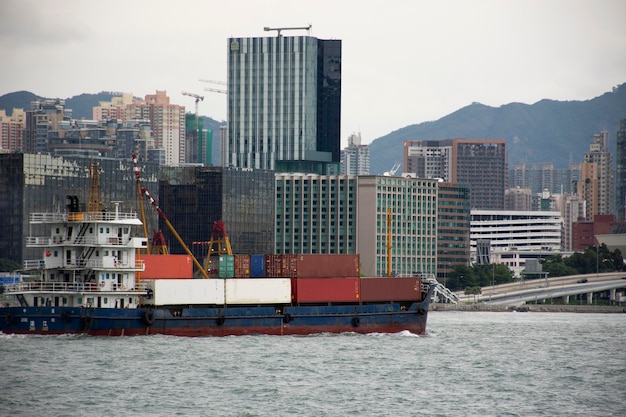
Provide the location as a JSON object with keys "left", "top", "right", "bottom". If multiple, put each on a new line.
{"left": 1, "top": 0, "right": 624, "bottom": 146}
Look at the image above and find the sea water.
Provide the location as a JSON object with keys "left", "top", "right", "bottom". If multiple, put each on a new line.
{"left": 1, "top": 312, "right": 624, "bottom": 417}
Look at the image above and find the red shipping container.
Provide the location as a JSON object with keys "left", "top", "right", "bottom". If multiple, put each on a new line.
{"left": 234, "top": 254, "right": 250, "bottom": 278}
{"left": 359, "top": 277, "right": 422, "bottom": 302}
{"left": 140, "top": 254, "right": 193, "bottom": 279}
{"left": 265, "top": 254, "right": 282, "bottom": 277}
{"left": 280, "top": 254, "right": 298, "bottom": 277}
{"left": 291, "top": 277, "right": 360, "bottom": 303}
{"left": 294, "top": 254, "right": 360, "bottom": 278}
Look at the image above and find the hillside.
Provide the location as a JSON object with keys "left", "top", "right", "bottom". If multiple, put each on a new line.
{"left": 2, "top": 84, "right": 625, "bottom": 172}
{"left": 369, "top": 83, "right": 626, "bottom": 173}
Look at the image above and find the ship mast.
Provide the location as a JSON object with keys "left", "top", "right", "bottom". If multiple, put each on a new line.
{"left": 88, "top": 162, "right": 103, "bottom": 214}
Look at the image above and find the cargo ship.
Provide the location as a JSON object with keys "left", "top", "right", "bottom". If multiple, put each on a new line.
{"left": 0, "top": 166, "right": 435, "bottom": 337}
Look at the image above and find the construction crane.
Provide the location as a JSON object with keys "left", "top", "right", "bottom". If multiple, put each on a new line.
{"left": 264, "top": 25, "right": 312, "bottom": 37}
{"left": 199, "top": 79, "right": 227, "bottom": 95}
{"left": 181, "top": 92, "right": 204, "bottom": 158}
{"left": 141, "top": 187, "right": 210, "bottom": 279}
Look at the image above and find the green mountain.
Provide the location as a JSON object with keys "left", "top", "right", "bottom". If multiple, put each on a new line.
{"left": 369, "top": 83, "right": 626, "bottom": 173}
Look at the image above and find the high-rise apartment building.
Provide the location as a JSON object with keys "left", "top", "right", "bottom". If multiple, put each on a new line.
{"left": 509, "top": 162, "right": 581, "bottom": 196}
{"left": 92, "top": 93, "right": 134, "bottom": 121}
{"left": 226, "top": 34, "right": 341, "bottom": 174}
{"left": 581, "top": 131, "right": 613, "bottom": 216}
{"left": 126, "top": 91, "right": 186, "bottom": 166}
{"left": 404, "top": 139, "right": 506, "bottom": 209}
{"left": 505, "top": 187, "right": 532, "bottom": 211}
{"left": 616, "top": 119, "right": 626, "bottom": 221}
{"left": 24, "top": 99, "right": 71, "bottom": 153}
{"left": 340, "top": 132, "right": 370, "bottom": 175}
{"left": 0, "top": 109, "right": 25, "bottom": 151}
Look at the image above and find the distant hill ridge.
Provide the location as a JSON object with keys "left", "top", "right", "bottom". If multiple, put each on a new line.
{"left": 1, "top": 84, "right": 625, "bottom": 171}
{"left": 369, "top": 83, "right": 626, "bottom": 173}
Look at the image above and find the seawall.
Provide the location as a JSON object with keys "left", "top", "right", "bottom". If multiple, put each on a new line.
{"left": 431, "top": 303, "right": 626, "bottom": 313}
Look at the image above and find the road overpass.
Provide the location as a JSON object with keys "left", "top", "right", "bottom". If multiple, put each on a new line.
{"left": 456, "top": 272, "right": 626, "bottom": 306}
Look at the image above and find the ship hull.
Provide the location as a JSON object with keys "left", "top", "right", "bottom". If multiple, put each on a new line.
{"left": 0, "top": 301, "right": 430, "bottom": 337}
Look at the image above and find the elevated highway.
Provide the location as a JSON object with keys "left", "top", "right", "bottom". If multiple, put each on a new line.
{"left": 456, "top": 272, "right": 626, "bottom": 306}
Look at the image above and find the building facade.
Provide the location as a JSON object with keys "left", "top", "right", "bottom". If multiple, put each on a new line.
{"left": 0, "top": 109, "right": 25, "bottom": 152}
{"left": 340, "top": 132, "right": 370, "bottom": 175}
{"left": 404, "top": 138, "right": 506, "bottom": 210}
{"left": 24, "top": 99, "right": 71, "bottom": 153}
{"left": 226, "top": 35, "right": 341, "bottom": 174}
{"left": 126, "top": 91, "right": 185, "bottom": 166}
{"left": 582, "top": 131, "right": 613, "bottom": 218}
{"left": 436, "top": 182, "right": 471, "bottom": 285}
{"left": 0, "top": 153, "right": 159, "bottom": 265}
{"left": 509, "top": 162, "right": 581, "bottom": 196}
{"left": 357, "top": 176, "right": 438, "bottom": 277}
{"left": 469, "top": 210, "right": 563, "bottom": 263}
{"left": 275, "top": 173, "right": 357, "bottom": 255}
{"left": 505, "top": 187, "right": 532, "bottom": 211}
{"left": 158, "top": 166, "right": 275, "bottom": 259}
{"left": 616, "top": 119, "right": 626, "bottom": 222}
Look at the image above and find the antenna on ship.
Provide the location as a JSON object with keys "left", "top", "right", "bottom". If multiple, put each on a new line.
{"left": 132, "top": 154, "right": 150, "bottom": 253}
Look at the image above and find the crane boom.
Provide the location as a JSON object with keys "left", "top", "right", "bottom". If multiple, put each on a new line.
{"left": 264, "top": 25, "right": 311, "bottom": 36}
{"left": 141, "top": 187, "right": 210, "bottom": 279}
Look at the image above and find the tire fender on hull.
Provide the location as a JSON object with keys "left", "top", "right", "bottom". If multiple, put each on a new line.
{"left": 143, "top": 309, "right": 156, "bottom": 326}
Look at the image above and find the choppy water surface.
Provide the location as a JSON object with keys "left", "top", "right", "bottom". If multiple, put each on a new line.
{"left": 1, "top": 312, "right": 624, "bottom": 417}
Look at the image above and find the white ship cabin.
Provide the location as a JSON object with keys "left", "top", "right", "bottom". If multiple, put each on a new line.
{"left": 19, "top": 200, "right": 148, "bottom": 309}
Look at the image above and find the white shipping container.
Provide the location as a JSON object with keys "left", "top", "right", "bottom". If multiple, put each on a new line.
{"left": 225, "top": 278, "right": 291, "bottom": 304}
{"left": 145, "top": 279, "right": 225, "bottom": 305}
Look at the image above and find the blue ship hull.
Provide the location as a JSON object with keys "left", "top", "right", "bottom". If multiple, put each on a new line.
{"left": 0, "top": 299, "right": 431, "bottom": 336}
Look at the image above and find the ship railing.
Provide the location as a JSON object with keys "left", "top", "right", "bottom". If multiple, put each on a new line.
{"left": 26, "top": 236, "right": 131, "bottom": 247}
{"left": 22, "top": 259, "right": 145, "bottom": 272}
{"left": 2, "top": 281, "right": 148, "bottom": 294}
{"left": 30, "top": 211, "right": 139, "bottom": 223}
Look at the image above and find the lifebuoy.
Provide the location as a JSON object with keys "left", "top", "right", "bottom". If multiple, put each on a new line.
{"left": 352, "top": 317, "right": 360, "bottom": 327}
{"left": 283, "top": 313, "right": 293, "bottom": 324}
{"left": 143, "top": 310, "right": 156, "bottom": 325}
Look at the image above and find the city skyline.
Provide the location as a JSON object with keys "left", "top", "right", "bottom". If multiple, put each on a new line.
{"left": 1, "top": 0, "right": 624, "bottom": 147}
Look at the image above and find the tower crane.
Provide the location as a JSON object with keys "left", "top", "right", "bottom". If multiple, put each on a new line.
{"left": 199, "top": 79, "right": 227, "bottom": 95}
{"left": 182, "top": 91, "right": 204, "bottom": 164}
{"left": 264, "top": 25, "right": 312, "bottom": 37}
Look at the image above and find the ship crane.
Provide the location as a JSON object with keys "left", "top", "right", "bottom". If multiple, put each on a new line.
{"left": 141, "top": 187, "right": 210, "bottom": 279}
{"left": 263, "top": 24, "right": 312, "bottom": 37}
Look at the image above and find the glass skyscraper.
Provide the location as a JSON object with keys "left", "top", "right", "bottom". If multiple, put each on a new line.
{"left": 226, "top": 35, "right": 341, "bottom": 174}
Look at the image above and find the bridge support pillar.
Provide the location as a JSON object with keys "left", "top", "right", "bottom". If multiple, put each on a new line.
{"left": 587, "top": 292, "right": 593, "bottom": 305}
{"left": 610, "top": 288, "right": 616, "bottom": 303}
{"left": 563, "top": 295, "right": 569, "bottom": 304}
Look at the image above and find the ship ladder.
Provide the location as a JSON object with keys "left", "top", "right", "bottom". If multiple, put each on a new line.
{"left": 432, "top": 282, "right": 459, "bottom": 304}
